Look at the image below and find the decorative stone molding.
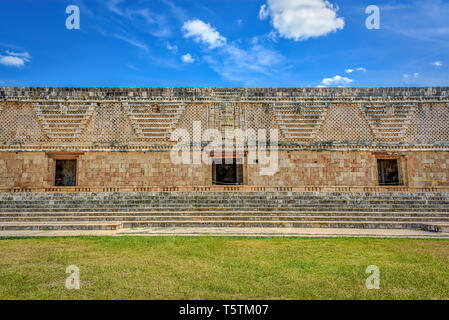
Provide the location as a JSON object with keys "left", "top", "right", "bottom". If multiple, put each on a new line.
{"left": 274, "top": 102, "right": 328, "bottom": 139}
{"left": 0, "top": 88, "right": 447, "bottom": 150}
{"left": 123, "top": 102, "right": 186, "bottom": 139}
{"left": 2, "top": 87, "right": 449, "bottom": 101}
{"left": 359, "top": 103, "right": 417, "bottom": 140}
{"left": 33, "top": 102, "right": 95, "bottom": 139}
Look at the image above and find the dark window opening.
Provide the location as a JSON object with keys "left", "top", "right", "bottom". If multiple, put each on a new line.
{"left": 377, "top": 159, "right": 400, "bottom": 185}
{"left": 55, "top": 160, "right": 77, "bottom": 186}
{"left": 212, "top": 159, "right": 243, "bottom": 185}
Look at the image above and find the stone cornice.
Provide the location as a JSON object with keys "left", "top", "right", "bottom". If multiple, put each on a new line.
{"left": 1, "top": 144, "right": 448, "bottom": 152}
{"left": 1, "top": 86, "right": 449, "bottom": 101}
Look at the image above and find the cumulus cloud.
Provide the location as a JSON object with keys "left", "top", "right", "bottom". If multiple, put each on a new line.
{"left": 258, "top": 0, "right": 344, "bottom": 41}
{"left": 181, "top": 53, "right": 194, "bottom": 63}
{"left": 345, "top": 67, "right": 366, "bottom": 73}
{"left": 0, "top": 50, "right": 31, "bottom": 67}
{"left": 182, "top": 19, "right": 286, "bottom": 85}
{"left": 433, "top": 61, "right": 443, "bottom": 67}
{"left": 182, "top": 19, "right": 226, "bottom": 49}
{"left": 321, "top": 75, "right": 353, "bottom": 86}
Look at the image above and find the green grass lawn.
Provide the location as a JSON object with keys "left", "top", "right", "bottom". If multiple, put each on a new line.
{"left": 0, "top": 236, "right": 448, "bottom": 300}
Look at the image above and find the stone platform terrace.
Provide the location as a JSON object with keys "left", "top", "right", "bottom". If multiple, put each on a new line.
{"left": 1, "top": 190, "right": 449, "bottom": 238}
{"left": 1, "top": 227, "right": 448, "bottom": 239}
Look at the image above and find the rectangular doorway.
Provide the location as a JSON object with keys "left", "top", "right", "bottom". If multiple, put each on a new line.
{"left": 55, "top": 159, "right": 77, "bottom": 186}
{"left": 212, "top": 159, "right": 243, "bottom": 185}
{"left": 377, "top": 159, "right": 400, "bottom": 185}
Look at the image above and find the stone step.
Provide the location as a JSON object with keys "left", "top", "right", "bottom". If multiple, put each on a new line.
{"left": 0, "top": 222, "right": 120, "bottom": 231}
{"left": 1, "top": 207, "right": 448, "bottom": 213}
{"left": 0, "top": 192, "right": 449, "bottom": 200}
{"left": 1, "top": 199, "right": 447, "bottom": 204}
{"left": 1, "top": 215, "right": 448, "bottom": 223}
{"left": 2, "top": 211, "right": 449, "bottom": 217}
{"left": 1, "top": 201, "right": 447, "bottom": 206}
{"left": 3, "top": 208, "right": 444, "bottom": 212}
{"left": 1, "top": 191, "right": 447, "bottom": 232}
{"left": 1, "top": 193, "right": 447, "bottom": 200}
{"left": 0, "top": 220, "right": 434, "bottom": 230}
{"left": 2, "top": 200, "right": 447, "bottom": 205}
{"left": 421, "top": 224, "right": 449, "bottom": 233}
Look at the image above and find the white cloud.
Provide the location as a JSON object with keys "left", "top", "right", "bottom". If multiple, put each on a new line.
{"left": 345, "top": 67, "right": 366, "bottom": 73}
{"left": 403, "top": 73, "right": 419, "bottom": 80}
{"left": 433, "top": 61, "right": 443, "bottom": 67}
{"left": 259, "top": 4, "right": 269, "bottom": 20}
{"left": 182, "top": 19, "right": 286, "bottom": 85}
{"left": 181, "top": 53, "right": 194, "bottom": 63}
{"left": 106, "top": 0, "right": 178, "bottom": 38}
{"left": 114, "top": 34, "right": 149, "bottom": 52}
{"left": 259, "top": 0, "right": 344, "bottom": 41}
{"left": 205, "top": 44, "right": 286, "bottom": 85}
{"left": 182, "top": 19, "right": 226, "bottom": 49}
{"left": 268, "top": 31, "right": 278, "bottom": 42}
{"left": 321, "top": 75, "right": 353, "bottom": 86}
{"left": 0, "top": 51, "right": 31, "bottom": 67}
{"left": 167, "top": 42, "right": 178, "bottom": 53}
{"left": 0, "top": 56, "right": 24, "bottom": 67}
{"left": 6, "top": 50, "right": 31, "bottom": 60}
{"left": 126, "top": 63, "right": 139, "bottom": 71}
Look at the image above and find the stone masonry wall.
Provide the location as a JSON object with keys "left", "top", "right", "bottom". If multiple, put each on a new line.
{"left": 0, "top": 152, "right": 47, "bottom": 188}
{"left": 248, "top": 151, "right": 377, "bottom": 187}
{"left": 78, "top": 152, "right": 208, "bottom": 187}
{"left": 0, "top": 87, "right": 448, "bottom": 189}
{"left": 1, "top": 150, "right": 448, "bottom": 188}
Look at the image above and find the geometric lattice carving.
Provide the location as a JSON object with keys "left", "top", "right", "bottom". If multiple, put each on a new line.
{"left": 406, "top": 103, "right": 449, "bottom": 142}
{"left": 33, "top": 103, "right": 95, "bottom": 139}
{"left": 360, "top": 103, "right": 416, "bottom": 140}
{"left": 274, "top": 102, "right": 328, "bottom": 139}
{"left": 124, "top": 102, "right": 186, "bottom": 139}
{"left": 317, "top": 104, "right": 374, "bottom": 142}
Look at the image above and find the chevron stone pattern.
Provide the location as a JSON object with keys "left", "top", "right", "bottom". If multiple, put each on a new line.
{"left": 360, "top": 103, "right": 416, "bottom": 140}
{"left": 33, "top": 103, "right": 95, "bottom": 140}
{"left": 124, "top": 102, "right": 186, "bottom": 139}
{"left": 274, "top": 102, "right": 328, "bottom": 139}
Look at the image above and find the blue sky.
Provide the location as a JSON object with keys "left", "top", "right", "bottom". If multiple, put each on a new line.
{"left": 0, "top": 0, "right": 448, "bottom": 87}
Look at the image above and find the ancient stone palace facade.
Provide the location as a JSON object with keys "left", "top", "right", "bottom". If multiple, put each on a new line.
{"left": 1, "top": 87, "right": 448, "bottom": 193}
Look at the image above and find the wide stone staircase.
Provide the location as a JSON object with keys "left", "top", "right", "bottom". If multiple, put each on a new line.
{"left": 0, "top": 192, "right": 448, "bottom": 233}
